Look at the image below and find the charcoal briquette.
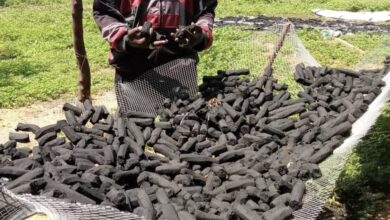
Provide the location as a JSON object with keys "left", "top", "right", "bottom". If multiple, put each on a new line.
{"left": 16, "top": 123, "right": 40, "bottom": 133}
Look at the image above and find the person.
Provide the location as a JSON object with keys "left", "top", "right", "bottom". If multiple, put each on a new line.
{"left": 93, "top": 0, "right": 218, "bottom": 78}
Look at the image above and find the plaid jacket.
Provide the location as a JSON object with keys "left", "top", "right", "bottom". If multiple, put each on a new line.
{"left": 93, "top": 0, "right": 217, "bottom": 73}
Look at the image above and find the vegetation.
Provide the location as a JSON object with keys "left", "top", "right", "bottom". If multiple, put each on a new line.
{"left": 0, "top": 1, "right": 111, "bottom": 107}
{"left": 334, "top": 105, "right": 390, "bottom": 219}
{"left": 217, "top": 0, "right": 390, "bottom": 18}
{"left": 298, "top": 29, "right": 390, "bottom": 68}
{"left": 1, "top": 0, "right": 389, "bottom": 107}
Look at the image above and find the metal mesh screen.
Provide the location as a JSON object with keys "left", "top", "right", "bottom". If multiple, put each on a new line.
{"left": 0, "top": 186, "right": 33, "bottom": 220}
{"left": 197, "top": 24, "right": 320, "bottom": 97}
{"left": 0, "top": 187, "right": 144, "bottom": 220}
{"left": 115, "top": 55, "right": 199, "bottom": 115}
{"left": 293, "top": 70, "right": 390, "bottom": 219}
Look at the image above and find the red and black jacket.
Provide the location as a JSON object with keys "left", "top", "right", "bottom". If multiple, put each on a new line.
{"left": 93, "top": 0, "right": 217, "bottom": 74}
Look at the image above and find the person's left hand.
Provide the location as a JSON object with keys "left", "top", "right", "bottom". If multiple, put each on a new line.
{"left": 170, "top": 24, "right": 204, "bottom": 48}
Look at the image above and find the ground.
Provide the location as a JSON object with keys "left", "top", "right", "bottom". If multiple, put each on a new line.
{"left": 0, "top": 91, "right": 118, "bottom": 145}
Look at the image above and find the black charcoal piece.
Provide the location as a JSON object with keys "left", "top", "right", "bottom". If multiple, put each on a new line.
{"left": 222, "top": 102, "right": 239, "bottom": 120}
{"left": 264, "top": 206, "right": 293, "bottom": 220}
{"left": 233, "top": 203, "right": 262, "bottom": 220}
{"left": 35, "top": 124, "right": 59, "bottom": 139}
{"left": 155, "top": 121, "right": 173, "bottom": 129}
{"left": 309, "top": 144, "right": 333, "bottom": 164}
{"left": 195, "top": 140, "right": 212, "bottom": 151}
{"left": 6, "top": 167, "right": 44, "bottom": 190}
{"left": 113, "top": 167, "right": 141, "bottom": 183}
{"left": 63, "top": 103, "right": 82, "bottom": 115}
{"left": 194, "top": 210, "right": 227, "bottom": 220}
{"left": 156, "top": 162, "right": 187, "bottom": 175}
{"left": 271, "top": 193, "right": 291, "bottom": 208}
{"left": 129, "top": 118, "right": 154, "bottom": 127}
{"left": 92, "top": 123, "right": 112, "bottom": 132}
{"left": 72, "top": 183, "right": 104, "bottom": 203}
{"left": 126, "top": 111, "right": 155, "bottom": 118}
{"left": 64, "top": 110, "right": 77, "bottom": 126}
{"left": 319, "top": 121, "right": 352, "bottom": 141}
{"left": 117, "top": 144, "right": 129, "bottom": 165}
{"left": 0, "top": 167, "right": 28, "bottom": 178}
{"left": 106, "top": 188, "right": 126, "bottom": 206}
{"left": 148, "top": 127, "right": 162, "bottom": 145}
{"left": 37, "top": 132, "right": 57, "bottom": 146}
{"left": 117, "top": 117, "right": 126, "bottom": 140}
{"left": 137, "top": 172, "right": 180, "bottom": 194}
{"left": 161, "top": 204, "right": 180, "bottom": 220}
{"left": 156, "top": 187, "right": 170, "bottom": 204}
{"left": 289, "top": 179, "right": 305, "bottom": 210}
{"left": 9, "top": 132, "right": 30, "bottom": 143}
{"left": 180, "top": 154, "right": 216, "bottom": 164}
{"left": 127, "top": 120, "right": 145, "bottom": 147}
{"left": 103, "top": 145, "right": 115, "bottom": 165}
{"left": 180, "top": 137, "right": 197, "bottom": 152}
{"left": 61, "top": 125, "right": 81, "bottom": 143}
{"left": 154, "top": 144, "right": 179, "bottom": 161}
{"left": 124, "top": 137, "right": 144, "bottom": 157}
{"left": 16, "top": 123, "right": 40, "bottom": 133}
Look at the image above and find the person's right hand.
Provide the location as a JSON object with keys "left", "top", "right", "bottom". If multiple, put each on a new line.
{"left": 126, "top": 26, "right": 168, "bottom": 49}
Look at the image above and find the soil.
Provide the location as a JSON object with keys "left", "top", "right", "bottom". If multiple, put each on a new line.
{"left": 0, "top": 91, "right": 118, "bottom": 148}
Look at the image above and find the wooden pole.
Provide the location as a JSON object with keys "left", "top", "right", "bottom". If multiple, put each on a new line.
{"left": 71, "top": 0, "right": 91, "bottom": 102}
{"left": 263, "top": 23, "right": 292, "bottom": 77}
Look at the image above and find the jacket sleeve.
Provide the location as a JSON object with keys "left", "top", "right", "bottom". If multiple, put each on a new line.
{"left": 93, "top": 0, "right": 128, "bottom": 51}
{"left": 193, "top": 0, "right": 217, "bottom": 51}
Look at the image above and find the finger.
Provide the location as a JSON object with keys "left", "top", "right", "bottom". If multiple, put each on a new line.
{"left": 153, "top": 39, "right": 169, "bottom": 47}
{"left": 149, "top": 27, "right": 154, "bottom": 35}
{"left": 132, "top": 38, "right": 146, "bottom": 45}
{"left": 170, "top": 33, "right": 176, "bottom": 38}
{"left": 128, "top": 26, "right": 142, "bottom": 37}
{"left": 184, "top": 38, "right": 190, "bottom": 45}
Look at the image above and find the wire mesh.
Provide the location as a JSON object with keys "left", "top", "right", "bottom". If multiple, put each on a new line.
{"left": 0, "top": 187, "right": 145, "bottom": 220}
{"left": 293, "top": 70, "right": 390, "bottom": 219}
{"left": 198, "top": 23, "right": 320, "bottom": 97}
{"left": 356, "top": 35, "right": 390, "bottom": 70}
{"left": 115, "top": 55, "right": 199, "bottom": 115}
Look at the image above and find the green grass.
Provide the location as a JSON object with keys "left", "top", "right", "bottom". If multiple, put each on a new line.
{"left": 217, "top": 0, "right": 390, "bottom": 18}
{"left": 0, "top": 1, "right": 111, "bottom": 107}
{"left": 298, "top": 28, "right": 390, "bottom": 68}
{"left": 335, "top": 105, "right": 390, "bottom": 219}
{"left": 0, "top": 0, "right": 389, "bottom": 108}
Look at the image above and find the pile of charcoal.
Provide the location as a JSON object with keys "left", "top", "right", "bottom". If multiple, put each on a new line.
{"left": 1, "top": 57, "right": 389, "bottom": 220}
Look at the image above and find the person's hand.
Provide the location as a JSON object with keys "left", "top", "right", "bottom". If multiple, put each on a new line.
{"left": 170, "top": 24, "right": 204, "bottom": 48}
{"left": 126, "top": 26, "right": 168, "bottom": 49}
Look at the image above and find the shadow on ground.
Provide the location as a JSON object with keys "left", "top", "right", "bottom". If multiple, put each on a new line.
{"left": 333, "top": 105, "right": 390, "bottom": 219}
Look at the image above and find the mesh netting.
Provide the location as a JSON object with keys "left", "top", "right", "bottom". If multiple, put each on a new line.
{"left": 356, "top": 35, "right": 390, "bottom": 70}
{"left": 115, "top": 55, "right": 199, "bottom": 115}
{"left": 197, "top": 23, "right": 320, "bottom": 97}
{"left": 0, "top": 187, "right": 144, "bottom": 220}
{"left": 293, "top": 70, "right": 390, "bottom": 219}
